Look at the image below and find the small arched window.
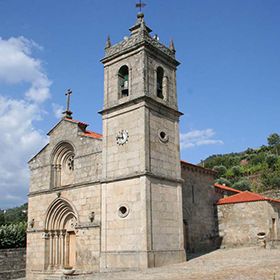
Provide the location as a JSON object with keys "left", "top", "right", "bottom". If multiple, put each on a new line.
{"left": 118, "top": 65, "right": 129, "bottom": 98}
{"left": 156, "top": 66, "right": 164, "bottom": 99}
{"left": 51, "top": 142, "right": 75, "bottom": 188}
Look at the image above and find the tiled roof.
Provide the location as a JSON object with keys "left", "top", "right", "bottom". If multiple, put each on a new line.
{"left": 65, "top": 118, "right": 102, "bottom": 139}
{"left": 217, "top": 191, "right": 280, "bottom": 205}
{"left": 214, "top": 183, "right": 242, "bottom": 194}
{"left": 83, "top": 130, "right": 102, "bottom": 139}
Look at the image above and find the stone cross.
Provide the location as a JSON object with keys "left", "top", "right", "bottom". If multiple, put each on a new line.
{"left": 136, "top": 0, "right": 146, "bottom": 12}
{"left": 62, "top": 89, "right": 73, "bottom": 119}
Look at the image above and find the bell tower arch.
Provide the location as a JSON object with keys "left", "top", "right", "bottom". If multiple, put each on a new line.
{"left": 100, "top": 12, "right": 185, "bottom": 271}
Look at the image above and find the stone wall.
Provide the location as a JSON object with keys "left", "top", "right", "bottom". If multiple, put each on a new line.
{"left": 0, "top": 248, "right": 26, "bottom": 280}
{"left": 218, "top": 201, "right": 280, "bottom": 248}
{"left": 181, "top": 162, "right": 221, "bottom": 253}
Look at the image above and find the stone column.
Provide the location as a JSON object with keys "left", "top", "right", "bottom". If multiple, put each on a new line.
{"left": 54, "top": 231, "right": 59, "bottom": 267}
{"left": 60, "top": 230, "right": 66, "bottom": 268}
{"left": 163, "top": 75, "right": 168, "bottom": 101}
{"left": 56, "top": 164, "right": 61, "bottom": 188}
{"left": 65, "top": 232, "right": 70, "bottom": 267}
{"left": 49, "top": 231, "right": 54, "bottom": 269}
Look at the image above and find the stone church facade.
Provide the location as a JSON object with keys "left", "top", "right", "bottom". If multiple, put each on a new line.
{"left": 26, "top": 13, "right": 186, "bottom": 280}
{"left": 26, "top": 12, "right": 280, "bottom": 280}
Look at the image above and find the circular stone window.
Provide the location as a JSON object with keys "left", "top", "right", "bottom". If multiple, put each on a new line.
{"left": 158, "top": 130, "right": 169, "bottom": 143}
{"left": 118, "top": 205, "right": 129, "bottom": 218}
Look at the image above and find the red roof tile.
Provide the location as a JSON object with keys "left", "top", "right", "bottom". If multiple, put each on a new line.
{"left": 217, "top": 191, "right": 280, "bottom": 205}
{"left": 64, "top": 118, "right": 102, "bottom": 139}
{"left": 83, "top": 130, "right": 102, "bottom": 139}
{"left": 214, "top": 183, "right": 242, "bottom": 194}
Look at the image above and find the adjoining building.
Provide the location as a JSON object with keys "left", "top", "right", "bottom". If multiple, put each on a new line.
{"left": 217, "top": 191, "right": 280, "bottom": 248}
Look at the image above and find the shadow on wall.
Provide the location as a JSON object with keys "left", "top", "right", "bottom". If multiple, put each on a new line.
{"left": 184, "top": 203, "right": 223, "bottom": 261}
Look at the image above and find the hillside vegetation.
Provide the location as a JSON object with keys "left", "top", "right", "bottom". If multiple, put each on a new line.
{"left": 201, "top": 133, "right": 280, "bottom": 193}
{"left": 0, "top": 203, "right": 27, "bottom": 248}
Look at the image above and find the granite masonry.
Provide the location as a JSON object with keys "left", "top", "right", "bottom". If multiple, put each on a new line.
{"left": 26, "top": 11, "right": 280, "bottom": 280}
{"left": 26, "top": 13, "right": 185, "bottom": 280}
{"left": 0, "top": 248, "right": 26, "bottom": 280}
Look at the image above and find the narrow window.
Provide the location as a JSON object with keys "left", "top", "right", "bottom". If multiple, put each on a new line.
{"left": 118, "top": 65, "right": 129, "bottom": 97}
{"left": 156, "top": 66, "right": 164, "bottom": 99}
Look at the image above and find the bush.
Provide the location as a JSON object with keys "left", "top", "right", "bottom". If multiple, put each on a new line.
{"left": 266, "top": 154, "right": 278, "bottom": 169}
{"left": 231, "top": 166, "right": 243, "bottom": 177}
{"left": 215, "top": 177, "right": 232, "bottom": 187}
{"left": 232, "top": 180, "right": 251, "bottom": 191}
{"left": 0, "top": 222, "right": 27, "bottom": 249}
{"left": 213, "top": 165, "right": 227, "bottom": 177}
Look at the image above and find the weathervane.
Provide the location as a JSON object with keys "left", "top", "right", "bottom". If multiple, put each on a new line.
{"left": 63, "top": 88, "right": 73, "bottom": 119}
{"left": 136, "top": 0, "right": 146, "bottom": 12}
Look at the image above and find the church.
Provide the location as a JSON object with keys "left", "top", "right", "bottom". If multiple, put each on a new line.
{"left": 26, "top": 11, "right": 280, "bottom": 280}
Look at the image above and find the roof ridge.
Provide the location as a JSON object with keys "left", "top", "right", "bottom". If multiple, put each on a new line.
{"left": 217, "top": 190, "right": 280, "bottom": 205}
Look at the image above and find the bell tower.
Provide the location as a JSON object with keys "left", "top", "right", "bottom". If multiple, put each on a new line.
{"left": 100, "top": 12, "right": 185, "bottom": 271}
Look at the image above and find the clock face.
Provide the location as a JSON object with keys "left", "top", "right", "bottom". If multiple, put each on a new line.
{"left": 116, "top": 130, "right": 129, "bottom": 145}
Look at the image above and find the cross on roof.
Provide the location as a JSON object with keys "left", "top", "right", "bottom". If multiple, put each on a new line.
{"left": 62, "top": 88, "right": 73, "bottom": 119}
{"left": 136, "top": 0, "right": 146, "bottom": 12}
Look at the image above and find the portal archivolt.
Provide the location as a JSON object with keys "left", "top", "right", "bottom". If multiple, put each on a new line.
{"left": 44, "top": 198, "right": 78, "bottom": 270}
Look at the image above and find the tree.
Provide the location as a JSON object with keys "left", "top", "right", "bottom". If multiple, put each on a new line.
{"left": 268, "top": 133, "right": 280, "bottom": 155}
{"left": 268, "top": 133, "right": 280, "bottom": 147}
{"left": 0, "top": 222, "right": 27, "bottom": 249}
{"left": 266, "top": 154, "right": 278, "bottom": 169}
{"left": 231, "top": 166, "right": 243, "bottom": 178}
{"left": 213, "top": 165, "right": 227, "bottom": 178}
{"left": 232, "top": 180, "right": 251, "bottom": 191}
{"left": 215, "top": 177, "right": 232, "bottom": 187}
{"left": 0, "top": 210, "right": 5, "bottom": 226}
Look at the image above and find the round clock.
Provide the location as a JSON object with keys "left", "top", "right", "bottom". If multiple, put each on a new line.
{"left": 116, "top": 130, "right": 129, "bottom": 145}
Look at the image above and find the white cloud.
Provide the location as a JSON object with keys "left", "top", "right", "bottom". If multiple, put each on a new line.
{"left": 0, "top": 37, "right": 50, "bottom": 208}
{"left": 180, "top": 129, "right": 223, "bottom": 149}
{"left": 52, "top": 103, "right": 64, "bottom": 119}
{"left": 0, "top": 36, "right": 51, "bottom": 103}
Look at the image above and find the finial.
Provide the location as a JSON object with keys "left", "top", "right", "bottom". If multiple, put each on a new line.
{"left": 62, "top": 89, "right": 73, "bottom": 119}
{"left": 136, "top": 0, "right": 146, "bottom": 13}
{"left": 169, "top": 39, "right": 176, "bottom": 54}
{"left": 105, "top": 35, "right": 111, "bottom": 49}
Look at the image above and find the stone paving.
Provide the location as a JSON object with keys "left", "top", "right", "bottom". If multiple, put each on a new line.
{"left": 87, "top": 247, "right": 280, "bottom": 280}
{"left": 21, "top": 247, "right": 280, "bottom": 280}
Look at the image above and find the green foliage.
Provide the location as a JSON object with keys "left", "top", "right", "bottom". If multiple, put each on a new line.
{"left": 215, "top": 177, "right": 232, "bottom": 187}
{"left": 266, "top": 154, "right": 278, "bottom": 169}
{"left": 0, "top": 203, "right": 27, "bottom": 226}
{"left": 231, "top": 165, "right": 243, "bottom": 177}
{"left": 0, "top": 211, "right": 5, "bottom": 225}
{"left": 267, "top": 133, "right": 280, "bottom": 147}
{"left": 203, "top": 132, "right": 280, "bottom": 192}
{"left": 249, "top": 153, "right": 266, "bottom": 165}
{"left": 213, "top": 165, "right": 227, "bottom": 177}
{"left": 0, "top": 222, "right": 27, "bottom": 249}
{"left": 232, "top": 180, "right": 251, "bottom": 191}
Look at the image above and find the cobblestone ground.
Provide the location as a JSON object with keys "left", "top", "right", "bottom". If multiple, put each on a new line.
{"left": 88, "top": 247, "right": 280, "bottom": 280}
{"left": 21, "top": 247, "right": 280, "bottom": 280}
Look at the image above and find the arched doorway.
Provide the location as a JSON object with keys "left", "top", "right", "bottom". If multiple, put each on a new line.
{"left": 45, "top": 198, "right": 78, "bottom": 270}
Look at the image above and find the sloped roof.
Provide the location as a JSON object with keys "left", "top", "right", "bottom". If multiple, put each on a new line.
{"left": 83, "top": 130, "right": 102, "bottom": 139}
{"left": 180, "top": 160, "right": 217, "bottom": 175}
{"left": 214, "top": 183, "right": 242, "bottom": 194}
{"left": 217, "top": 191, "right": 280, "bottom": 205}
{"left": 47, "top": 118, "right": 102, "bottom": 140}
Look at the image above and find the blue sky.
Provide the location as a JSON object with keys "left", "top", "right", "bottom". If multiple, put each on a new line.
{"left": 0, "top": 0, "right": 279, "bottom": 208}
